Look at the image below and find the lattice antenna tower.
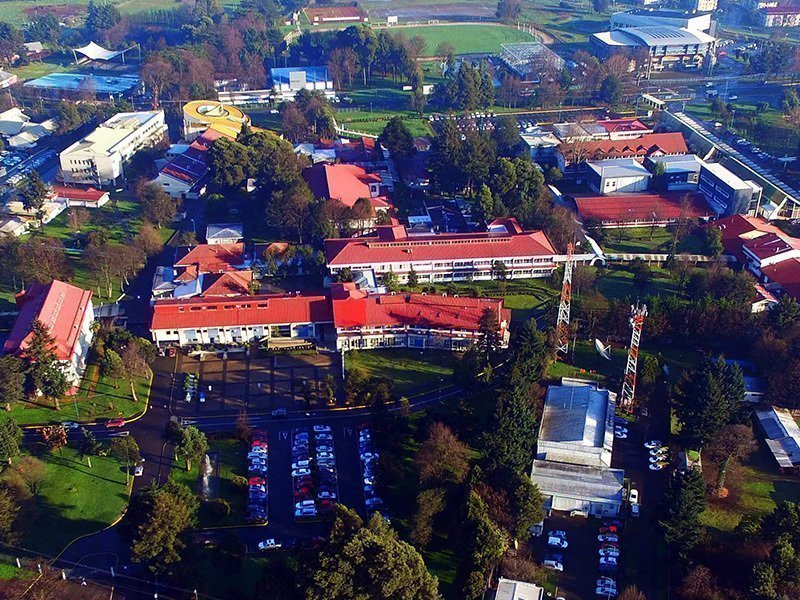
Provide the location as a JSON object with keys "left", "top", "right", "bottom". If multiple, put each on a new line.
{"left": 620, "top": 303, "right": 648, "bottom": 412}
{"left": 555, "top": 243, "right": 574, "bottom": 358}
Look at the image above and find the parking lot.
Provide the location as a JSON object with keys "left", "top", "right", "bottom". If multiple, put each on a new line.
{"left": 171, "top": 353, "right": 339, "bottom": 416}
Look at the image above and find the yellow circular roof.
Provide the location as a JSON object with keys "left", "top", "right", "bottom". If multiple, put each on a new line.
{"left": 183, "top": 101, "right": 250, "bottom": 135}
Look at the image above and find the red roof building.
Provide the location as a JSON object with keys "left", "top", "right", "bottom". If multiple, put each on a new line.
{"left": 150, "top": 292, "right": 333, "bottom": 347}
{"left": 52, "top": 185, "right": 110, "bottom": 208}
{"left": 174, "top": 244, "right": 246, "bottom": 282}
{"left": 596, "top": 119, "right": 654, "bottom": 140}
{"left": 325, "top": 219, "right": 558, "bottom": 284}
{"left": 303, "top": 162, "right": 390, "bottom": 211}
{"left": 200, "top": 271, "right": 253, "bottom": 297}
{"left": 3, "top": 280, "right": 95, "bottom": 385}
{"left": 304, "top": 5, "right": 367, "bottom": 24}
{"left": 574, "top": 193, "right": 713, "bottom": 227}
{"left": 567, "top": 132, "right": 688, "bottom": 165}
{"left": 331, "top": 283, "right": 510, "bottom": 351}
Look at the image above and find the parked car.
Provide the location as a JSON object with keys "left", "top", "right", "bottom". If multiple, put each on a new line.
{"left": 597, "top": 577, "right": 617, "bottom": 588}
{"left": 599, "top": 548, "right": 620, "bottom": 558}
{"left": 596, "top": 586, "right": 618, "bottom": 597}
{"left": 543, "top": 558, "right": 564, "bottom": 571}
{"left": 629, "top": 489, "right": 639, "bottom": 504}
{"left": 600, "top": 556, "right": 618, "bottom": 567}
{"left": 318, "top": 491, "right": 337, "bottom": 500}
{"left": 313, "top": 425, "right": 331, "bottom": 433}
{"left": 650, "top": 462, "right": 668, "bottom": 471}
{"left": 258, "top": 539, "right": 281, "bottom": 551}
{"left": 598, "top": 534, "right": 619, "bottom": 543}
{"left": 599, "top": 526, "right": 618, "bottom": 534}
{"left": 644, "top": 440, "right": 662, "bottom": 449}
{"left": 106, "top": 418, "right": 126, "bottom": 428}
{"left": 61, "top": 421, "right": 79, "bottom": 430}
{"left": 134, "top": 465, "right": 144, "bottom": 476}
{"left": 548, "top": 535, "right": 568, "bottom": 548}
{"left": 292, "top": 468, "right": 311, "bottom": 477}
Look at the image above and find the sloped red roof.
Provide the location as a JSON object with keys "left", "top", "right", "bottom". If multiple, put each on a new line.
{"left": 596, "top": 119, "right": 651, "bottom": 135}
{"left": 201, "top": 271, "right": 252, "bottom": 297}
{"left": 325, "top": 225, "right": 557, "bottom": 267}
{"left": 52, "top": 185, "right": 108, "bottom": 203}
{"left": 174, "top": 244, "right": 245, "bottom": 273}
{"left": 762, "top": 258, "right": 800, "bottom": 300}
{"left": 331, "top": 283, "right": 511, "bottom": 332}
{"left": 574, "top": 193, "right": 712, "bottom": 223}
{"left": 743, "top": 232, "right": 797, "bottom": 261}
{"left": 581, "top": 132, "right": 688, "bottom": 161}
{"left": 150, "top": 292, "right": 333, "bottom": 331}
{"left": 303, "top": 163, "right": 382, "bottom": 208}
{"left": 3, "top": 280, "right": 92, "bottom": 362}
{"left": 711, "top": 214, "right": 800, "bottom": 263}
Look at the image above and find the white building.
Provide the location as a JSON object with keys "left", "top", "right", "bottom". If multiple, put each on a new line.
{"left": 611, "top": 9, "right": 713, "bottom": 32}
{"left": 587, "top": 158, "right": 652, "bottom": 194}
{"left": 531, "top": 379, "right": 625, "bottom": 517}
{"left": 496, "top": 578, "right": 544, "bottom": 600}
{"left": 59, "top": 111, "right": 167, "bottom": 186}
{"left": 270, "top": 66, "right": 335, "bottom": 101}
{"left": 755, "top": 405, "right": 800, "bottom": 469}
{"left": 206, "top": 223, "right": 244, "bottom": 245}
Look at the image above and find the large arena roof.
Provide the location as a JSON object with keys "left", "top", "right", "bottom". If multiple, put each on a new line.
{"left": 24, "top": 73, "right": 140, "bottom": 94}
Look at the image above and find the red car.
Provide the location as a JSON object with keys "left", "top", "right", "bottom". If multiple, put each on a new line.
{"left": 106, "top": 418, "right": 126, "bottom": 428}
{"left": 599, "top": 526, "right": 618, "bottom": 534}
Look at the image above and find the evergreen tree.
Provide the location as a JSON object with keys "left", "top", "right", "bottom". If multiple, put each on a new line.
{"left": 0, "top": 415, "right": 22, "bottom": 465}
{"left": 483, "top": 387, "right": 539, "bottom": 477}
{"left": 476, "top": 183, "right": 496, "bottom": 222}
{"left": 477, "top": 307, "right": 501, "bottom": 362}
{"left": 659, "top": 469, "right": 706, "bottom": 560}
{"left": 19, "top": 171, "right": 50, "bottom": 219}
{"left": 0, "top": 355, "right": 25, "bottom": 407}
{"left": 175, "top": 426, "right": 208, "bottom": 471}
{"left": 379, "top": 116, "right": 415, "bottom": 161}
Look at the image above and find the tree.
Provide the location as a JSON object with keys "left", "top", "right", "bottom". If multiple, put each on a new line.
{"left": 493, "top": 114, "right": 521, "bottom": 156}
{"left": 410, "top": 487, "right": 446, "bottom": 549}
{"left": 492, "top": 260, "right": 507, "bottom": 281}
{"left": 0, "top": 489, "right": 20, "bottom": 545}
{"left": 618, "top": 587, "right": 647, "bottom": 600}
{"left": 25, "top": 322, "right": 68, "bottom": 409}
{"left": 131, "top": 482, "right": 198, "bottom": 574}
{"left": 137, "top": 182, "right": 177, "bottom": 228}
{"left": 704, "top": 226, "right": 723, "bottom": 257}
{"left": 476, "top": 184, "right": 496, "bottom": 222}
{"left": 379, "top": 116, "right": 415, "bottom": 161}
{"left": 415, "top": 422, "right": 470, "bottom": 486}
{"left": 0, "top": 355, "right": 25, "bottom": 408}
{"left": 599, "top": 75, "right": 623, "bottom": 105}
{"left": 101, "top": 348, "right": 124, "bottom": 387}
{"left": 176, "top": 426, "right": 208, "bottom": 471}
{"left": 772, "top": 293, "right": 800, "bottom": 330}
{"left": 40, "top": 425, "right": 68, "bottom": 455}
{"left": 659, "top": 469, "right": 706, "bottom": 561}
{"left": 18, "top": 171, "right": 50, "bottom": 223}
{"left": 593, "top": 0, "right": 610, "bottom": 12}
{"left": 7, "top": 456, "right": 47, "bottom": 500}
{"left": 236, "top": 410, "right": 252, "bottom": 443}
{"left": 512, "top": 477, "right": 544, "bottom": 540}
{"left": 477, "top": 307, "right": 501, "bottom": 362}
{"left": 483, "top": 387, "right": 539, "bottom": 477}
{"left": 463, "top": 489, "right": 507, "bottom": 598}
{"left": 111, "top": 436, "right": 141, "bottom": 484}
{"left": 0, "top": 416, "right": 22, "bottom": 465}
{"left": 305, "top": 507, "right": 439, "bottom": 599}
{"left": 265, "top": 180, "right": 313, "bottom": 243}
{"left": 679, "top": 565, "right": 725, "bottom": 600}
{"left": 134, "top": 222, "right": 164, "bottom": 257}
{"left": 407, "top": 266, "right": 419, "bottom": 288}
{"left": 705, "top": 423, "right": 755, "bottom": 496}
{"left": 86, "top": 1, "right": 121, "bottom": 35}
{"left": 496, "top": 0, "right": 522, "bottom": 22}
{"left": 630, "top": 258, "right": 653, "bottom": 296}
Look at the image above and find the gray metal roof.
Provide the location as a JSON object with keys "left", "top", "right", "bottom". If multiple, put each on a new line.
{"left": 627, "top": 26, "right": 716, "bottom": 46}
{"left": 587, "top": 158, "right": 651, "bottom": 179}
{"left": 540, "top": 383, "right": 610, "bottom": 447}
{"left": 206, "top": 223, "right": 244, "bottom": 240}
{"left": 648, "top": 154, "right": 704, "bottom": 173}
{"left": 755, "top": 406, "right": 800, "bottom": 468}
{"left": 531, "top": 460, "right": 624, "bottom": 504}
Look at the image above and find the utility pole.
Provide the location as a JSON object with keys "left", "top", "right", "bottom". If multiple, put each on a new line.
{"left": 620, "top": 303, "right": 647, "bottom": 413}
{"left": 556, "top": 243, "right": 575, "bottom": 359}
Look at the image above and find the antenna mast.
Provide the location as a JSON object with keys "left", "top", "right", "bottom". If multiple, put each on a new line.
{"left": 556, "top": 243, "right": 574, "bottom": 359}
{"left": 620, "top": 303, "right": 648, "bottom": 413}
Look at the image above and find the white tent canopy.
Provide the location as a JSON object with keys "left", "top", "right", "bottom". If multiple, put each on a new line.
{"left": 73, "top": 41, "right": 124, "bottom": 61}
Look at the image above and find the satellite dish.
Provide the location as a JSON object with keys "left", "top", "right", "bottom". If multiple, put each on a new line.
{"left": 595, "top": 339, "right": 612, "bottom": 361}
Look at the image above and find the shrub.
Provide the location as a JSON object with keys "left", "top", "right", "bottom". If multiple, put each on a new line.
{"left": 206, "top": 498, "right": 231, "bottom": 519}
{"left": 231, "top": 475, "right": 248, "bottom": 490}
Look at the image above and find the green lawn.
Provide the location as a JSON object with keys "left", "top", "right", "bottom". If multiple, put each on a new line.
{"left": 7, "top": 58, "right": 71, "bottom": 81}
{"left": 171, "top": 437, "right": 249, "bottom": 528}
{"left": 8, "top": 364, "right": 151, "bottom": 426}
{"left": 390, "top": 24, "right": 535, "bottom": 56}
{"left": 600, "top": 228, "right": 709, "bottom": 256}
{"left": 5, "top": 447, "right": 129, "bottom": 556}
{"left": 701, "top": 441, "right": 800, "bottom": 535}
{"left": 595, "top": 266, "right": 680, "bottom": 300}
{"left": 344, "top": 348, "right": 456, "bottom": 397}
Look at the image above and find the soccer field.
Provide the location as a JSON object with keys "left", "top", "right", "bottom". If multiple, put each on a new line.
{"left": 395, "top": 24, "right": 536, "bottom": 56}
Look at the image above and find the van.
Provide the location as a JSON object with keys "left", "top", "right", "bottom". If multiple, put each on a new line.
{"left": 543, "top": 559, "right": 564, "bottom": 572}
{"left": 530, "top": 520, "right": 544, "bottom": 537}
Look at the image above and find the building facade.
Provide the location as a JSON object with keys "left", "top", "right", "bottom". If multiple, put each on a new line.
{"left": 698, "top": 162, "right": 763, "bottom": 216}
{"left": 760, "top": 6, "right": 800, "bottom": 27}
{"left": 324, "top": 219, "right": 559, "bottom": 284}
{"left": 3, "top": 280, "right": 94, "bottom": 386}
{"left": 59, "top": 111, "right": 167, "bottom": 186}
{"left": 611, "top": 9, "right": 712, "bottom": 32}
{"left": 270, "top": 67, "right": 335, "bottom": 101}
{"left": 331, "top": 283, "right": 510, "bottom": 352}
{"left": 587, "top": 158, "right": 652, "bottom": 194}
{"left": 645, "top": 154, "right": 703, "bottom": 191}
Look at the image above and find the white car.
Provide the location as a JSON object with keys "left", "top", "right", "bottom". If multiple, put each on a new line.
{"left": 614, "top": 431, "right": 628, "bottom": 439}
{"left": 598, "top": 534, "right": 619, "bottom": 543}
{"left": 649, "top": 455, "right": 667, "bottom": 464}
{"left": 596, "top": 586, "right": 618, "bottom": 597}
{"left": 644, "top": 440, "right": 662, "bottom": 449}
{"left": 542, "top": 559, "right": 563, "bottom": 571}
{"left": 318, "top": 491, "right": 337, "bottom": 500}
{"left": 599, "top": 548, "right": 620, "bottom": 558}
{"left": 629, "top": 488, "right": 639, "bottom": 504}
{"left": 295, "top": 507, "right": 317, "bottom": 518}
{"left": 649, "top": 447, "right": 668, "bottom": 457}
{"left": 650, "top": 462, "right": 668, "bottom": 471}
{"left": 295, "top": 500, "right": 315, "bottom": 509}
{"left": 600, "top": 556, "right": 618, "bottom": 567}
{"left": 258, "top": 539, "right": 281, "bottom": 551}
{"left": 317, "top": 451, "right": 335, "bottom": 459}
{"left": 313, "top": 425, "right": 331, "bottom": 433}
{"left": 548, "top": 536, "right": 568, "bottom": 548}
{"left": 317, "top": 445, "right": 334, "bottom": 453}
{"left": 292, "top": 468, "right": 311, "bottom": 477}
{"left": 597, "top": 577, "right": 617, "bottom": 588}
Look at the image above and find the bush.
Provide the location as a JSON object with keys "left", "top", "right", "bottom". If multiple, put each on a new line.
{"left": 206, "top": 498, "right": 231, "bottom": 519}
{"left": 231, "top": 475, "right": 248, "bottom": 490}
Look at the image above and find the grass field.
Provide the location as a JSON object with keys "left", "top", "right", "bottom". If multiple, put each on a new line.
{"left": 7, "top": 364, "right": 151, "bottom": 426}
{"left": 390, "top": 24, "right": 535, "bottom": 56}
{"left": 4, "top": 446, "right": 129, "bottom": 556}
{"left": 170, "top": 437, "right": 248, "bottom": 528}
{"left": 345, "top": 348, "right": 456, "bottom": 397}
{"left": 600, "top": 227, "right": 709, "bottom": 255}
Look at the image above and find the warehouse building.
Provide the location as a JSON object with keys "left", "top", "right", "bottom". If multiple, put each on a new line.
{"left": 755, "top": 405, "right": 800, "bottom": 469}
{"left": 531, "top": 379, "right": 625, "bottom": 517}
